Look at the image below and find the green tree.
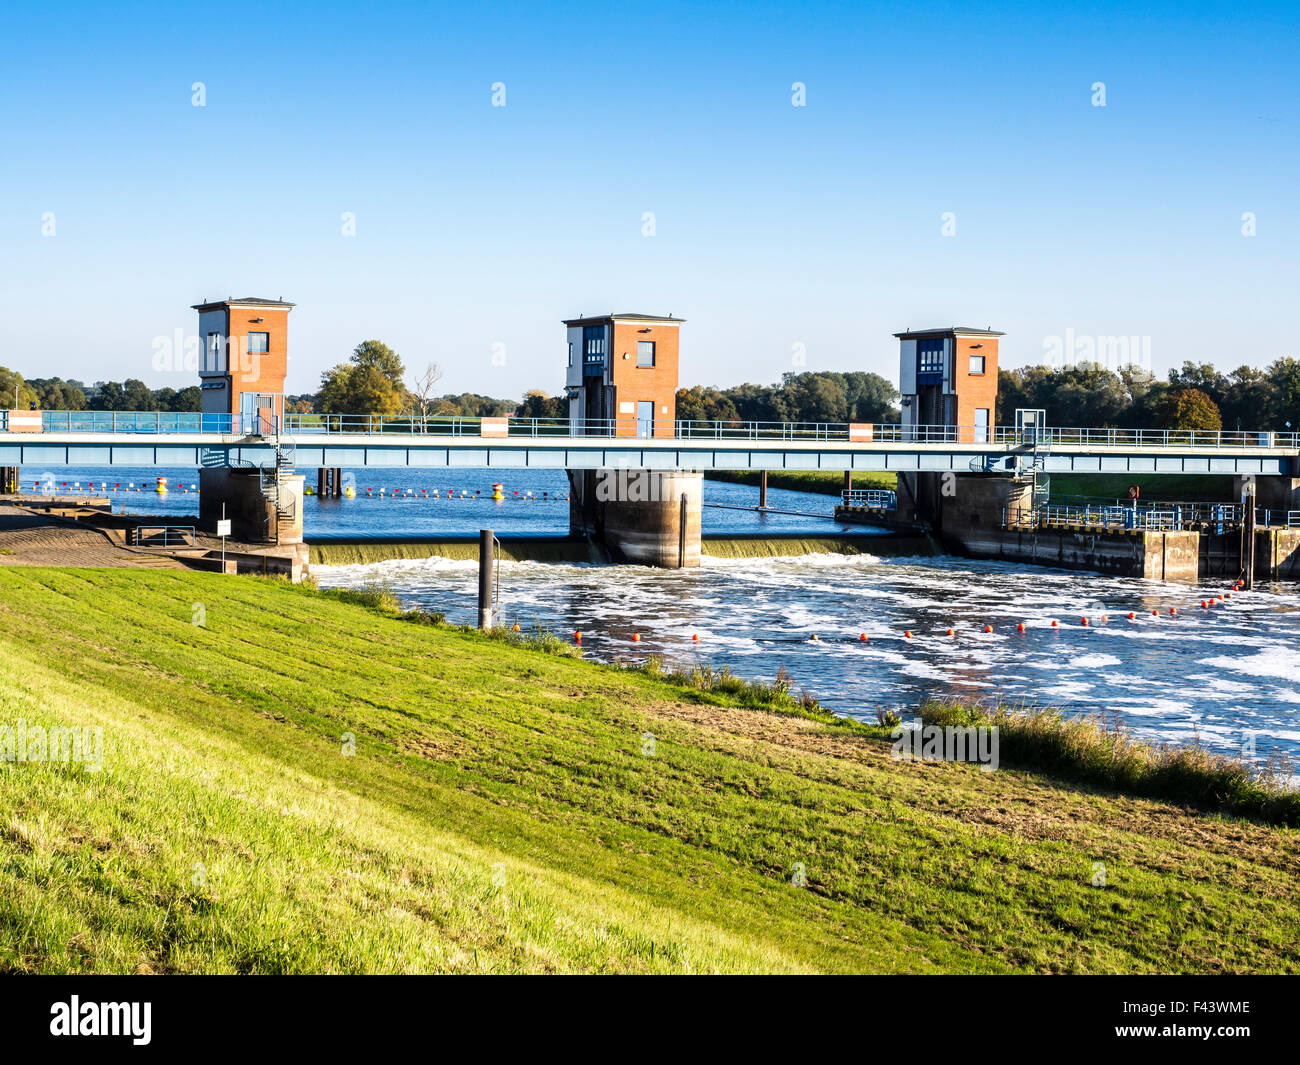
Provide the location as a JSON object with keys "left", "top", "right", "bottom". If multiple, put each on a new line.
{"left": 1157, "top": 388, "right": 1222, "bottom": 432}
{"left": 1266, "top": 357, "right": 1300, "bottom": 431}
{"left": 0, "top": 367, "right": 37, "bottom": 409}
{"left": 168, "top": 386, "right": 203, "bottom": 412}
{"left": 515, "top": 390, "right": 567, "bottom": 420}
{"left": 317, "top": 340, "right": 410, "bottom": 416}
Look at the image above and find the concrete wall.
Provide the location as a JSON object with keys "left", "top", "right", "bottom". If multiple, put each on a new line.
{"left": 568, "top": 468, "right": 702, "bottom": 567}
{"left": 199, "top": 468, "right": 304, "bottom": 544}
{"left": 952, "top": 525, "right": 1201, "bottom": 582}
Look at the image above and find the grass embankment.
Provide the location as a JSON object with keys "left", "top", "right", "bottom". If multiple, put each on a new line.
{"left": 705, "top": 470, "right": 1237, "bottom": 503}
{"left": 705, "top": 470, "right": 896, "bottom": 496}
{"left": 1, "top": 568, "right": 1297, "bottom": 974}
{"left": 1050, "top": 474, "right": 1235, "bottom": 502}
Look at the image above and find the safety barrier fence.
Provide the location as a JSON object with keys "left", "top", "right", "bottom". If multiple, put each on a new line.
{"left": 130, "top": 525, "right": 197, "bottom": 547}
{"left": 840, "top": 489, "right": 899, "bottom": 510}
{"left": 7, "top": 411, "right": 1298, "bottom": 449}
{"left": 1003, "top": 504, "right": 1300, "bottom": 531}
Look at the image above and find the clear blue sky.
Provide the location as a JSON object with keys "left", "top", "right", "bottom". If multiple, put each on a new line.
{"left": 1, "top": 0, "right": 1296, "bottom": 398}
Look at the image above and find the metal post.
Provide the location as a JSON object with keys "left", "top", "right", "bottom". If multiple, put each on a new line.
{"left": 478, "top": 529, "right": 495, "bottom": 629}
{"left": 1241, "top": 482, "right": 1256, "bottom": 589}
{"left": 759, "top": 470, "right": 767, "bottom": 509}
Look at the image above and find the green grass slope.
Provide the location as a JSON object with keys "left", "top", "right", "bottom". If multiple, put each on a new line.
{"left": 0, "top": 568, "right": 1296, "bottom": 974}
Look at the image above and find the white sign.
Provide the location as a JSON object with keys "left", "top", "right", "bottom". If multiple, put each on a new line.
{"left": 216, "top": 519, "right": 232, "bottom": 537}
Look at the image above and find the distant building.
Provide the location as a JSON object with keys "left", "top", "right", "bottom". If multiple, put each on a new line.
{"left": 563, "top": 313, "right": 682, "bottom": 437}
{"left": 896, "top": 326, "right": 1002, "bottom": 442}
{"left": 193, "top": 297, "right": 294, "bottom": 432}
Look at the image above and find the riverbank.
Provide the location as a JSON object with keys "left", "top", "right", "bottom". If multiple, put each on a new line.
{"left": 1, "top": 567, "right": 1296, "bottom": 973}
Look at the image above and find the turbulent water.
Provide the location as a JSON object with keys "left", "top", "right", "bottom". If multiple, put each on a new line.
{"left": 28, "top": 465, "right": 1300, "bottom": 762}
{"left": 315, "top": 550, "right": 1300, "bottom": 765}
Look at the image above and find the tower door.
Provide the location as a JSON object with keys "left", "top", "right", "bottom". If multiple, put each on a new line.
{"left": 241, "top": 392, "right": 277, "bottom": 435}
{"left": 636, "top": 401, "right": 654, "bottom": 438}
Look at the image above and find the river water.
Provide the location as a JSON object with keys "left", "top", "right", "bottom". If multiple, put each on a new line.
{"left": 25, "top": 466, "right": 1300, "bottom": 763}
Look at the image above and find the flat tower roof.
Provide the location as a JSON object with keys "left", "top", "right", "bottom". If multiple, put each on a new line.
{"left": 893, "top": 326, "right": 1003, "bottom": 339}
{"left": 562, "top": 312, "right": 684, "bottom": 326}
{"left": 192, "top": 297, "right": 296, "bottom": 311}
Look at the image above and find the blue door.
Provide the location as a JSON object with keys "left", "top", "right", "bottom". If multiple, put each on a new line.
{"left": 636, "top": 401, "right": 654, "bottom": 437}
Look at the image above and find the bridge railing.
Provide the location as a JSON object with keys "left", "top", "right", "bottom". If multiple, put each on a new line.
{"left": 10, "top": 411, "right": 1300, "bottom": 449}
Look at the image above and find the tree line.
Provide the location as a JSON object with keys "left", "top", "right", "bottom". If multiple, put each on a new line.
{"left": 0, "top": 368, "right": 202, "bottom": 412}
{"left": 997, "top": 358, "right": 1300, "bottom": 432}
{"left": 6, "top": 342, "right": 1297, "bottom": 433}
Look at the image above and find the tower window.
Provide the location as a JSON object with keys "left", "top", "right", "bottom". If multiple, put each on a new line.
{"left": 969, "top": 355, "right": 986, "bottom": 374}
{"left": 248, "top": 332, "right": 270, "bottom": 354}
{"left": 637, "top": 341, "right": 656, "bottom": 367}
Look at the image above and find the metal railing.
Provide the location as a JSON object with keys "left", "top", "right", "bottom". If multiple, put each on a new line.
{"left": 1003, "top": 502, "right": 1300, "bottom": 532}
{"left": 1258, "top": 509, "right": 1300, "bottom": 528}
{"left": 130, "top": 525, "right": 197, "bottom": 548}
{"left": 840, "top": 489, "right": 898, "bottom": 510}
{"left": 7, "top": 411, "right": 1300, "bottom": 449}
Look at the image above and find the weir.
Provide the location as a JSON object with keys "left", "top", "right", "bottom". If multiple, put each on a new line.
{"left": 3, "top": 307, "right": 1298, "bottom": 573}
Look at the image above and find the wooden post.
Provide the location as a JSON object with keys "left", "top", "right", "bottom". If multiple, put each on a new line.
{"left": 478, "top": 529, "right": 495, "bottom": 629}
{"left": 317, "top": 468, "right": 327, "bottom": 498}
{"left": 758, "top": 470, "right": 767, "bottom": 509}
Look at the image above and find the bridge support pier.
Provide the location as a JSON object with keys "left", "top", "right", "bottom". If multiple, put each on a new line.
{"left": 200, "top": 467, "right": 305, "bottom": 545}
{"left": 1, "top": 466, "right": 18, "bottom": 494}
{"left": 1235, "top": 475, "right": 1300, "bottom": 515}
{"left": 900, "top": 472, "right": 1032, "bottom": 538}
{"left": 567, "top": 468, "right": 702, "bottom": 567}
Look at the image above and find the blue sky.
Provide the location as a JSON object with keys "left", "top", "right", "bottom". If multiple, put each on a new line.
{"left": 1, "top": 0, "right": 1296, "bottom": 398}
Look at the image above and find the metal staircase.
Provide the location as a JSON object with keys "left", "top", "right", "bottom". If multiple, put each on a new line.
{"left": 259, "top": 433, "right": 297, "bottom": 543}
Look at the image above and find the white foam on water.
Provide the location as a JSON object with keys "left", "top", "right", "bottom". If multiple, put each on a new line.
{"left": 1198, "top": 649, "right": 1300, "bottom": 682}
{"left": 1066, "top": 653, "right": 1122, "bottom": 668}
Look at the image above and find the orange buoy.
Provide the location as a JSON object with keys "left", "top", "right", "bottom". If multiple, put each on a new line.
{"left": 1200, "top": 600, "right": 1208, "bottom": 609}
{"left": 1050, "top": 619, "right": 1059, "bottom": 628}
{"left": 1017, "top": 622, "right": 1026, "bottom": 632}
{"left": 983, "top": 624, "right": 993, "bottom": 633}
{"left": 1127, "top": 612, "right": 1136, "bottom": 620}
{"left": 1169, "top": 607, "right": 1177, "bottom": 615}
{"left": 904, "top": 630, "right": 913, "bottom": 639}
{"left": 1080, "top": 617, "right": 1089, "bottom": 626}
{"left": 1100, "top": 615, "right": 1108, "bottom": 623}
{"left": 1152, "top": 609, "right": 1159, "bottom": 616}
{"left": 573, "top": 631, "right": 582, "bottom": 641}
{"left": 858, "top": 633, "right": 868, "bottom": 642}
{"left": 692, "top": 633, "right": 700, "bottom": 642}
{"left": 512, "top": 623, "right": 521, "bottom": 632}
{"left": 632, "top": 632, "right": 640, "bottom": 641}
{"left": 946, "top": 628, "right": 954, "bottom": 637}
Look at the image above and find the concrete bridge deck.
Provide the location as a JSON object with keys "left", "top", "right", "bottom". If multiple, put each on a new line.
{"left": 1, "top": 416, "right": 1295, "bottom": 476}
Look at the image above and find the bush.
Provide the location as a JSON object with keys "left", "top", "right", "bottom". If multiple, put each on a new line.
{"left": 919, "top": 700, "right": 1300, "bottom": 826}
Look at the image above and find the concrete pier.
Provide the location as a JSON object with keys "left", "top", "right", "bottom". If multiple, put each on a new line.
{"left": 199, "top": 467, "right": 305, "bottom": 545}
{"left": 568, "top": 468, "right": 702, "bottom": 567}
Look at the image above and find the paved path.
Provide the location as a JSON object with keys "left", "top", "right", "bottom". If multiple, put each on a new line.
{"left": 0, "top": 509, "right": 187, "bottom": 569}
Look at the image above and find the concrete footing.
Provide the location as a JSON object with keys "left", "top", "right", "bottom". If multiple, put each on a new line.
{"left": 568, "top": 468, "right": 702, "bottom": 567}
{"left": 199, "top": 467, "right": 305, "bottom": 544}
